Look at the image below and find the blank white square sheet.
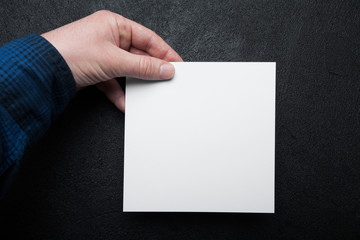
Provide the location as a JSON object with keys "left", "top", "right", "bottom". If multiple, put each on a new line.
{"left": 124, "top": 62, "right": 275, "bottom": 213}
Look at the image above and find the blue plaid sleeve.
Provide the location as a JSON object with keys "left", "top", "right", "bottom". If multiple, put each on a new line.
{"left": 0, "top": 34, "right": 76, "bottom": 198}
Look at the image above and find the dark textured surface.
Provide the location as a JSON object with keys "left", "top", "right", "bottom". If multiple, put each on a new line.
{"left": 1, "top": 0, "right": 360, "bottom": 239}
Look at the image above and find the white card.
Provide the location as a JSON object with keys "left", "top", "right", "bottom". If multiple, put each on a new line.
{"left": 124, "top": 62, "right": 275, "bottom": 213}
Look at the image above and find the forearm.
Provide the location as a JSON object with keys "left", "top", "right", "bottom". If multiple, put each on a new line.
{"left": 0, "top": 34, "right": 76, "bottom": 198}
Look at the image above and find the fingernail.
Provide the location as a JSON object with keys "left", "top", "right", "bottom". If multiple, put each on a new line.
{"left": 160, "top": 63, "right": 175, "bottom": 79}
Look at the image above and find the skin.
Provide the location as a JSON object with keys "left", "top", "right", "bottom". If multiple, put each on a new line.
{"left": 41, "top": 10, "right": 183, "bottom": 112}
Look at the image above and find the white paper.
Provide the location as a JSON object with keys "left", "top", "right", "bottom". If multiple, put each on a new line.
{"left": 124, "top": 62, "right": 275, "bottom": 213}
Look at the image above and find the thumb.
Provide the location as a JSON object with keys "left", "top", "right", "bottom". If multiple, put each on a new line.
{"left": 112, "top": 47, "right": 175, "bottom": 80}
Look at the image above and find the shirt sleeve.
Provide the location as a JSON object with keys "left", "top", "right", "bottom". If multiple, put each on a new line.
{"left": 0, "top": 34, "right": 76, "bottom": 198}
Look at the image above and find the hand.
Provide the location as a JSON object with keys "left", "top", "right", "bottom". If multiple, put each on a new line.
{"left": 41, "top": 10, "right": 183, "bottom": 112}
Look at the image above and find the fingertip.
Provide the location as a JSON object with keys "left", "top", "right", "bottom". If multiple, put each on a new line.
{"left": 121, "top": 96, "right": 125, "bottom": 112}
{"left": 115, "top": 95, "right": 126, "bottom": 112}
{"left": 159, "top": 63, "right": 175, "bottom": 79}
{"left": 171, "top": 52, "right": 184, "bottom": 62}
{"left": 97, "top": 79, "right": 125, "bottom": 112}
{"left": 164, "top": 49, "right": 183, "bottom": 62}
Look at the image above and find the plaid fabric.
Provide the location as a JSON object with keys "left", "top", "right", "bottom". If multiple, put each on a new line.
{"left": 0, "top": 34, "right": 76, "bottom": 198}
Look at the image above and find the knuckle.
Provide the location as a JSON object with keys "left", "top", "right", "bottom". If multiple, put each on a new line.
{"left": 123, "top": 18, "right": 131, "bottom": 34}
{"left": 115, "top": 14, "right": 128, "bottom": 33}
{"left": 138, "top": 57, "right": 153, "bottom": 78}
{"left": 94, "top": 10, "right": 113, "bottom": 18}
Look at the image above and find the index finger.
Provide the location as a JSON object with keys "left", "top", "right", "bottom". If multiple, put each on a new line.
{"left": 127, "top": 19, "right": 183, "bottom": 62}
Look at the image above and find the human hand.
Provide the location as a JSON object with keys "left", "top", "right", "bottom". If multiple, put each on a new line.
{"left": 41, "top": 10, "right": 183, "bottom": 112}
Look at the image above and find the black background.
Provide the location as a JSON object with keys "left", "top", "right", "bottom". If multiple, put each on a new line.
{"left": 1, "top": 0, "right": 360, "bottom": 239}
